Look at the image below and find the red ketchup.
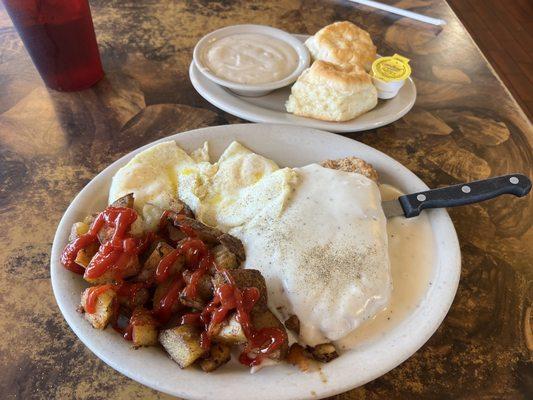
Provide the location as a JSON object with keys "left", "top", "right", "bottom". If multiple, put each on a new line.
{"left": 60, "top": 214, "right": 104, "bottom": 274}
{"left": 155, "top": 238, "right": 208, "bottom": 283}
{"left": 158, "top": 210, "right": 174, "bottom": 231}
{"left": 238, "top": 328, "right": 286, "bottom": 367}
{"left": 65, "top": 206, "right": 286, "bottom": 366}
{"left": 61, "top": 207, "right": 150, "bottom": 280}
{"left": 85, "top": 284, "right": 114, "bottom": 314}
{"left": 116, "top": 281, "right": 148, "bottom": 306}
{"left": 159, "top": 209, "right": 195, "bottom": 236}
{"left": 123, "top": 308, "right": 157, "bottom": 341}
{"left": 123, "top": 321, "right": 134, "bottom": 341}
{"left": 153, "top": 277, "right": 185, "bottom": 324}
{"left": 183, "top": 253, "right": 213, "bottom": 299}
{"left": 180, "top": 311, "right": 202, "bottom": 326}
{"left": 193, "top": 262, "right": 285, "bottom": 366}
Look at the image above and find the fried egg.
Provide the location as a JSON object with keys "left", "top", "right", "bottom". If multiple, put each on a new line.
{"left": 109, "top": 141, "right": 215, "bottom": 231}
{"left": 194, "top": 142, "right": 296, "bottom": 230}
{"left": 109, "top": 141, "right": 293, "bottom": 231}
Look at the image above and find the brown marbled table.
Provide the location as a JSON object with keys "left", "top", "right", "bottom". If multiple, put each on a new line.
{"left": 0, "top": 0, "right": 532, "bottom": 399}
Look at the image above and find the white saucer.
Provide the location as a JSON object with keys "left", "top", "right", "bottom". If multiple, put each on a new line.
{"left": 51, "top": 124, "right": 460, "bottom": 400}
{"left": 190, "top": 35, "right": 417, "bottom": 133}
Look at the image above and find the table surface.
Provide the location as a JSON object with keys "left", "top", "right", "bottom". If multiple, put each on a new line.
{"left": 0, "top": 0, "right": 531, "bottom": 399}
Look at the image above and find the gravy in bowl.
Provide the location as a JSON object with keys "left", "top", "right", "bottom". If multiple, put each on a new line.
{"left": 202, "top": 33, "right": 299, "bottom": 84}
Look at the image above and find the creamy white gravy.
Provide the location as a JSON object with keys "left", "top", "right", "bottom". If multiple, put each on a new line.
{"left": 336, "top": 184, "right": 434, "bottom": 350}
{"left": 231, "top": 164, "right": 392, "bottom": 346}
{"left": 202, "top": 33, "right": 299, "bottom": 84}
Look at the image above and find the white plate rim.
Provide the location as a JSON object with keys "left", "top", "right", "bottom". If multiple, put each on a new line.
{"left": 50, "top": 123, "right": 460, "bottom": 400}
{"left": 190, "top": 34, "right": 417, "bottom": 133}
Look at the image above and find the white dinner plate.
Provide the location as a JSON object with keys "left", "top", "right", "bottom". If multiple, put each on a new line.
{"left": 51, "top": 124, "right": 460, "bottom": 400}
{"left": 190, "top": 35, "right": 417, "bottom": 133}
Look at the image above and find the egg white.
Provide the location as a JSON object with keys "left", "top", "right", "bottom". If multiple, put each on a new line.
{"left": 109, "top": 141, "right": 294, "bottom": 232}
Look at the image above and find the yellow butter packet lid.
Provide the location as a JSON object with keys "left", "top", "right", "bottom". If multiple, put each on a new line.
{"left": 372, "top": 54, "right": 411, "bottom": 82}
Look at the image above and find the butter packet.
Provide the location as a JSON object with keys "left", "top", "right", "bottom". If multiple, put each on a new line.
{"left": 371, "top": 54, "right": 411, "bottom": 99}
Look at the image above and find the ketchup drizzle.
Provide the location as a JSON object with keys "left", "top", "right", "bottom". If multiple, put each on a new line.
{"left": 155, "top": 238, "right": 207, "bottom": 283}
{"left": 85, "top": 284, "right": 114, "bottom": 314}
{"left": 123, "top": 308, "right": 158, "bottom": 341}
{"left": 196, "top": 264, "right": 285, "bottom": 366}
{"left": 63, "top": 206, "right": 286, "bottom": 367}
{"left": 153, "top": 277, "right": 185, "bottom": 324}
{"left": 61, "top": 207, "right": 150, "bottom": 280}
{"left": 117, "top": 281, "right": 148, "bottom": 305}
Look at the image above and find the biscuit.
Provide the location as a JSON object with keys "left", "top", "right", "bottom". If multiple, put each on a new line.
{"left": 305, "top": 21, "right": 377, "bottom": 70}
{"left": 285, "top": 60, "right": 378, "bottom": 122}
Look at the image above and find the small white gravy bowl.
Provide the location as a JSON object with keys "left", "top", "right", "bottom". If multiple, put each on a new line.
{"left": 193, "top": 24, "right": 310, "bottom": 97}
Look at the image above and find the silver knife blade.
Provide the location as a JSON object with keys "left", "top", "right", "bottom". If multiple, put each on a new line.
{"left": 382, "top": 199, "right": 405, "bottom": 218}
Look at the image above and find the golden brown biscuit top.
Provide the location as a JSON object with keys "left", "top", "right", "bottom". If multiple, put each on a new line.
{"left": 313, "top": 21, "right": 377, "bottom": 69}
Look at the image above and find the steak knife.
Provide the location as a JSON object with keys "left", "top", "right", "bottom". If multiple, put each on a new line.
{"left": 382, "top": 174, "right": 532, "bottom": 218}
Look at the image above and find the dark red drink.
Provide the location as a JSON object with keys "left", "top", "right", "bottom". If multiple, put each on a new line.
{"left": 2, "top": 0, "right": 104, "bottom": 91}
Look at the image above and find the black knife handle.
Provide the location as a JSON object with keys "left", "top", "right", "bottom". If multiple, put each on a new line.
{"left": 398, "top": 174, "right": 532, "bottom": 218}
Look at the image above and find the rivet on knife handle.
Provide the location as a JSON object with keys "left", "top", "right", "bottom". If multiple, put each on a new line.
{"left": 398, "top": 174, "right": 532, "bottom": 218}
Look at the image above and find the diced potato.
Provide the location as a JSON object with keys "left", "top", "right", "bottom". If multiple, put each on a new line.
{"left": 93, "top": 199, "right": 136, "bottom": 242}
{"left": 210, "top": 273, "right": 224, "bottom": 289}
{"left": 84, "top": 255, "right": 141, "bottom": 284}
{"left": 284, "top": 315, "right": 300, "bottom": 335}
{"left": 211, "top": 244, "right": 238, "bottom": 271}
{"left": 80, "top": 286, "right": 117, "bottom": 330}
{"left": 196, "top": 274, "right": 214, "bottom": 301}
{"left": 214, "top": 313, "right": 247, "bottom": 344}
{"left": 158, "top": 203, "right": 194, "bottom": 234}
{"left": 200, "top": 342, "right": 231, "bottom": 372}
{"left": 168, "top": 225, "right": 186, "bottom": 243}
{"left": 69, "top": 222, "right": 90, "bottom": 242}
{"left": 251, "top": 309, "right": 289, "bottom": 360}
{"left": 117, "top": 284, "right": 150, "bottom": 311}
{"left": 164, "top": 212, "right": 244, "bottom": 261}
{"left": 110, "top": 193, "right": 134, "bottom": 208}
{"left": 179, "top": 288, "right": 205, "bottom": 309}
{"left": 153, "top": 280, "right": 169, "bottom": 307}
{"left": 143, "top": 238, "right": 165, "bottom": 259}
{"left": 159, "top": 325, "right": 207, "bottom": 368}
{"left": 74, "top": 249, "right": 92, "bottom": 268}
{"left": 132, "top": 324, "right": 159, "bottom": 347}
{"left": 218, "top": 233, "right": 245, "bottom": 263}
{"left": 129, "top": 308, "right": 158, "bottom": 347}
{"left": 137, "top": 242, "right": 183, "bottom": 282}
{"left": 153, "top": 280, "right": 183, "bottom": 315}
{"left": 308, "top": 343, "right": 339, "bottom": 363}
{"left": 146, "top": 242, "right": 176, "bottom": 269}
{"left": 287, "top": 343, "right": 313, "bottom": 372}
{"left": 213, "top": 269, "right": 268, "bottom": 312}
{"left": 74, "top": 242, "right": 99, "bottom": 268}
{"left": 182, "top": 271, "right": 213, "bottom": 301}
{"left": 167, "top": 215, "right": 222, "bottom": 244}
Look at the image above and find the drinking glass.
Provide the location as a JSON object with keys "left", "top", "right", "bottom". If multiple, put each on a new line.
{"left": 2, "top": 0, "right": 104, "bottom": 91}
